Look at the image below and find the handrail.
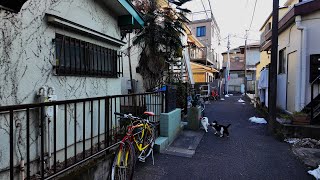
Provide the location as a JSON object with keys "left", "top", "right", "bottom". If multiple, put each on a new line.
{"left": 0, "top": 91, "right": 165, "bottom": 112}
{"left": 310, "top": 74, "right": 320, "bottom": 124}
{"left": 311, "top": 74, "right": 320, "bottom": 85}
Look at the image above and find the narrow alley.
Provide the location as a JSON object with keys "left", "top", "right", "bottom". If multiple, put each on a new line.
{"left": 134, "top": 95, "right": 312, "bottom": 180}
{"left": 3, "top": 0, "right": 320, "bottom": 179}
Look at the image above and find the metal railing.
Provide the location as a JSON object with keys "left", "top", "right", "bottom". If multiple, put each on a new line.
{"left": 0, "top": 91, "right": 165, "bottom": 180}
{"left": 189, "top": 47, "right": 216, "bottom": 66}
{"left": 310, "top": 75, "right": 320, "bottom": 124}
{"left": 189, "top": 47, "right": 206, "bottom": 60}
{"left": 187, "top": 10, "right": 213, "bottom": 22}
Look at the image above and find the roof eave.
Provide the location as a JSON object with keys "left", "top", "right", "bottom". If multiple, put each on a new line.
{"left": 117, "top": 0, "right": 144, "bottom": 27}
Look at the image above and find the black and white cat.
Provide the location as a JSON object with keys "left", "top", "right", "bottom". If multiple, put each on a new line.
{"left": 211, "top": 121, "right": 231, "bottom": 137}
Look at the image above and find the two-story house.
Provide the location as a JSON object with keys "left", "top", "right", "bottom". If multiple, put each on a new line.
{"left": 0, "top": 0, "right": 144, "bottom": 179}
{"left": 222, "top": 47, "right": 245, "bottom": 93}
{"left": 258, "top": 0, "right": 320, "bottom": 124}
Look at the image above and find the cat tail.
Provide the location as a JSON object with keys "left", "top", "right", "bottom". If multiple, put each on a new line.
{"left": 226, "top": 124, "right": 231, "bottom": 128}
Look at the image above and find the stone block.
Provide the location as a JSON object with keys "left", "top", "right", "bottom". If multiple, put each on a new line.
{"left": 154, "top": 136, "right": 169, "bottom": 153}
{"left": 187, "top": 107, "right": 201, "bottom": 130}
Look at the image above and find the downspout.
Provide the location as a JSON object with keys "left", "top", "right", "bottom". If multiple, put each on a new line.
{"left": 47, "top": 87, "right": 56, "bottom": 168}
{"left": 295, "top": 16, "right": 307, "bottom": 111}
{"left": 20, "top": 159, "right": 25, "bottom": 180}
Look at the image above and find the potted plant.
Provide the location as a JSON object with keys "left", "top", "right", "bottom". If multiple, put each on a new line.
{"left": 292, "top": 111, "right": 310, "bottom": 125}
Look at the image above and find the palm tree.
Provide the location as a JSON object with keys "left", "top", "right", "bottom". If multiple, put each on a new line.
{"left": 132, "top": 0, "right": 191, "bottom": 90}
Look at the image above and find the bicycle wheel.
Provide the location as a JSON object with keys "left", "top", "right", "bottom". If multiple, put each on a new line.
{"left": 111, "top": 140, "right": 135, "bottom": 180}
{"left": 143, "top": 124, "right": 155, "bottom": 158}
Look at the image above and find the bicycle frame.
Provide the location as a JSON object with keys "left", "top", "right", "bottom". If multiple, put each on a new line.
{"left": 116, "top": 121, "right": 153, "bottom": 165}
{"left": 133, "top": 123, "right": 153, "bottom": 152}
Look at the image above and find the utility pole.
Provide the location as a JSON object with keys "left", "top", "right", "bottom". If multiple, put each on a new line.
{"left": 269, "top": 0, "right": 279, "bottom": 134}
{"left": 226, "top": 34, "right": 230, "bottom": 95}
{"left": 244, "top": 30, "right": 248, "bottom": 95}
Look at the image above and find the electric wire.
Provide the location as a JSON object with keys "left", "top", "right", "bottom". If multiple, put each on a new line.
{"left": 248, "top": 0, "right": 258, "bottom": 30}
{"left": 200, "top": 0, "right": 209, "bottom": 18}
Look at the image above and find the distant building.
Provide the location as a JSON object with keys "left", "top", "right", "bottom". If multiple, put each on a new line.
{"left": 188, "top": 10, "right": 222, "bottom": 70}
{"left": 239, "top": 43, "right": 260, "bottom": 81}
{"left": 221, "top": 47, "right": 245, "bottom": 93}
{"left": 221, "top": 43, "right": 260, "bottom": 93}
{"left": 187, "top": 31, "right": 218, "bottom": 83}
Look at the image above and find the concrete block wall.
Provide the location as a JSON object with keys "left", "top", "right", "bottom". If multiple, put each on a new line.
{"left": 60, "top": 153, "right": 113, "bottom": 180}
{"left": 159, "top": 108, "right": 182, "bottom": 144}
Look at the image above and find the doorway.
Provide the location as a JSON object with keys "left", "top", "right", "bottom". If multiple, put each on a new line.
{"left": 287, "top": 51, "right": 297, "bottom": 112}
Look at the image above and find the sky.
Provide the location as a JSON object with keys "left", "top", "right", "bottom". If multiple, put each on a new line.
{"left": 183, "top": 0, "right": 287, "bottom": 50}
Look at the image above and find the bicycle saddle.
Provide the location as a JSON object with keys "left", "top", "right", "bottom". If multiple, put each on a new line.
{"left": 144, "top": 111, "right": 155, "bottom": 116}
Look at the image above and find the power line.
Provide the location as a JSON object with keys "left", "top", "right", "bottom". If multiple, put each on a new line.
{"left": 200, "top": 0, "right": 208, "bottom": 19}
{"left": 232, "top": 34, "right": 259, "bottom": 41}
{"left": 207, "top": 0, "right": 213, "bottom": 14}
{"left": 234, "top": 36, "right": 259, "bottom": 42}
{"left": 248, "top": 0, "right": 258, "bottom": 30}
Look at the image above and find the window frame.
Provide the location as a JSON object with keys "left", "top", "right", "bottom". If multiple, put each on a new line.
{"left": 55, "top": 34, "right": 122, "bottom": 78}
{"left": 196, "top": 26, "right": 206, "bottom": 37}
{"left": 0, "top": 1, "right": 28, "bottom": 12}
{"left": 278, "top": 48, "right": 286, "bottom": 74}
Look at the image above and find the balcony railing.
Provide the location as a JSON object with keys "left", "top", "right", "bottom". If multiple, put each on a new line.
{"left": 189, "top": 47, "right": 206, "bottom": 60}
{"left": 260, "top": 23, "right": 272, "bottom": 50}
{"left": 189, "top": 47, "right": 216, "bottom": 67}
{"left": 260, "top": 29, "right": 272, "bottom": 51}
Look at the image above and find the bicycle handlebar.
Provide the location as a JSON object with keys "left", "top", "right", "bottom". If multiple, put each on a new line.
{"left": 114, "top": 112, "right": 126, "bottom": 117}
{"left": 114, "top": 112, "right": 151, "bottom": 123}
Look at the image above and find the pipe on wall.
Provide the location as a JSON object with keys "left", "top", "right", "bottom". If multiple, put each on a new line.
{"left": 20, "top": 159, "right": 25, "bottom": 180}
{"left": 295, "top": 16, "right": 307, "bottom": 111}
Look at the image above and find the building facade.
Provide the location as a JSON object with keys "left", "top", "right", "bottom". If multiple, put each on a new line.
{"left": 0, "top": 0, "right": 143, "bottom": 178}
{"left": 258, "top": 0, "right": 320, "bottom": 115}
{"left": 188, "top": 11, "right": 222, "bottom": 70}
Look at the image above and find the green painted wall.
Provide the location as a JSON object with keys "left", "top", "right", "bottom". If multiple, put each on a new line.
{"left": 160, "top": 108, "right": 182, "bottom": 144}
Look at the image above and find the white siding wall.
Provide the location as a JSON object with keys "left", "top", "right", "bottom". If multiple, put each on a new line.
{"left": 276, "top": 11, "right": 320, "bottom": 112}
{"left": 246, "top": 48, "right": 260, "bottom": 66}
{"left": 0, "top": 0, "right": 123, "bottom": 176}
{"left": 121, "top": 33, "right": 145, "bottom": 93}
{"left": 0, "top": 0, "right": 122, "bottom": 106}
{"left": 303, "top": 12, "right": 320, "bottom": 107}
{"left": 277, "top": 22, "right": 300, "bottom": 111}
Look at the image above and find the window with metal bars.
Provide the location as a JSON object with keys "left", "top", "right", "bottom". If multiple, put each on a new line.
{"left": 55, "top": 34, "right": 122, "bottom": 77}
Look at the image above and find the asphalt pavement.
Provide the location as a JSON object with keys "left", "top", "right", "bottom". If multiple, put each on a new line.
{"left": 133, "top": 94, "right": 312, "bottom": 180}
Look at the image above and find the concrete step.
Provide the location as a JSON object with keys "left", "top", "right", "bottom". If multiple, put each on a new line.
{"left": 162, "top": 130, "right": 204, "bottom": 158}
{"left": 162, "top": 146, "right": 195, "bottom": 158}
{"left": 181, "top": 121, "right": 187, "bottom": 129}
{"left": 154, "top": 136, "right": 169, "bottom": 153}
